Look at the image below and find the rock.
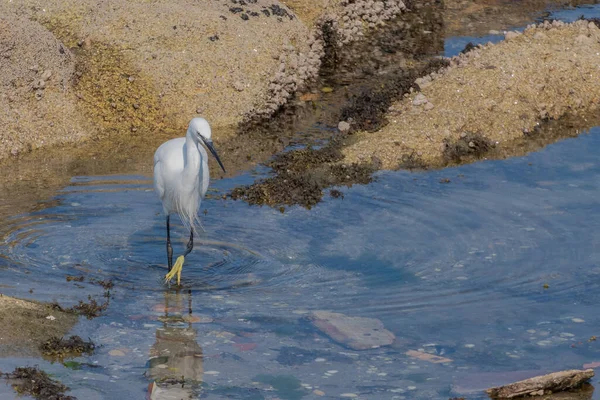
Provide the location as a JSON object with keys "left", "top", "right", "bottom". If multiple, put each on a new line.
{"left": 41, "top": 69, "right": 52, "bottom": 80}
{"left": 308, "top": 310, "right": 395, "bottom": 350}
{"left": 412, "top": 93, "right": 428, "bottom": 106}
{"left": 452, "top": 370, "right": 550, "bottom": 396}
{"left": 406, "top": 349, "right": 452, "bottom": 363}
{"left": 574, "top": 34, "right": 595, "bottom": 46}
{"left": 504, "top": 31, "right": 521, "bottom": 40}
{"left": 338, "top": 121, "right": 351, "bottom": 133}
{"left": 486, "top": 369, "right": 594, "bottom": 398}
{"left": 109, "top": 349, "right": 126, "bottom": 356}
{"left": 424, "top": 102, "right": 434, "bottom": 111}
{"left": 32, "top": 79, "right": 46, "bottom": 90}
{"left": 232, "top": 81, "right": 246, "bottom": 92}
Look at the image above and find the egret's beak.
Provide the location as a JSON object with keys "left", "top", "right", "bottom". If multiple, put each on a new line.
{"left": 201, "top": 137, "right": 226, "bottom": 173}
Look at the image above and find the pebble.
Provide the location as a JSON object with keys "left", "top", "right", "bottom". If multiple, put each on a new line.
{"left": 45, "top": 315, "right": 56, "bottom": 320}
{"left": 204, "top": 370, "right": 220, "bottom": 375}
{"left": 340, "top": 394, "right": 358, "bottom": 398}
{"left": 408, "top": 386, "right": 417, "bottom": 390}
{"left": 464, "top": 344, "right": 475, "bottom": 348}
{"left": 232, "top": 81, "right": 245, "bottom": 91}
{"left": 109, "top": 349, "right": 125, "bottom": 356}
{"left": 315, "top": 358, "right": 327, "bottom": 362}
{"left": 574, "top": 35, "right": 595, "bottom": 46}
{"left": 41, "top": 70, "right": 52, "bottom": 80}
{"left": 327, "top": 370, "right": 339, "bottom": 374}
{"left": 313, "top": 389, "right": 325, "bottom": 396}
{"left": 412, "top": 93, "right": 428, "bottom": 106}
{"left": 572, "top": 318, "right": 585, "bottom": 323}
{"left": 33, "top": 79, "right": 46, "bottom": 90}
{"left": 504, "top": 31, "right": 521, "bottom": 40}
{"left": 424, "top": 102, "right": 434, "bottom": 111}
{"left": 338, "top": 120, "right": 351, "bottom": 133}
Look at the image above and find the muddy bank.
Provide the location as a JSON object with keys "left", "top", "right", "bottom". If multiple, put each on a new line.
{"left": 343, "top": 19, "right": 600, "bottom": 169}
{"left": 0, "top": 295, "right": 77, "bottom": 357}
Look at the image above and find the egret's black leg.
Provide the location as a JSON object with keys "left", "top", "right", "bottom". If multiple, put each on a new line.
{"left": 183, "top": 230, "right": 194, "bottom": 257}
{"left": 166, "top": 216, "right": 173, "bottom": 271}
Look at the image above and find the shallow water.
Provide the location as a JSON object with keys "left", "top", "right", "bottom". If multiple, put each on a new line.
{"left": 2, "top": 128, "right": 600, "bottom": 399}
{"left": 2, "top": 4, "right": 600, "bottom": 400}
{"left": 444, "top": 2, "right": 600, "bottom": 56}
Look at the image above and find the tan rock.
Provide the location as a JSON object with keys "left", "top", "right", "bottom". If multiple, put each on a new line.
{"left": 342, "top": 21, "right": 600, "bottom": 170}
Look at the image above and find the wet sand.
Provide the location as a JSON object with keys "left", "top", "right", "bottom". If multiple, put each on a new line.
{"left": 0, "top": 295, "right": 77, "bottom": 357}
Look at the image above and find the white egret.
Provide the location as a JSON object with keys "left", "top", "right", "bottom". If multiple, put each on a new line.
{"left": 153, "top": 117, "right": 226, "bottom": 285}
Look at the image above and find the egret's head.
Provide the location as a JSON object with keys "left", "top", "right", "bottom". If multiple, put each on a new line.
{"left": 188, "top": 117, "right": 226, "bottom": 173}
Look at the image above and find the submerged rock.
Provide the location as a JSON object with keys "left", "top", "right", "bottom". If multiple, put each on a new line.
{"left": 308, "top": 310, "right": 395, "bottom": 350}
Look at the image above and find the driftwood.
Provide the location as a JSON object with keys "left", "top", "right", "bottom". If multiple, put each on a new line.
{"left": 486, "top": 369, "right": 594, "bottom": 399}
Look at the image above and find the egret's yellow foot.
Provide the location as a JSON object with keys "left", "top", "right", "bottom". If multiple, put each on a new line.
{"left": 165, "top": 255, "right": 185, "bottom": 285}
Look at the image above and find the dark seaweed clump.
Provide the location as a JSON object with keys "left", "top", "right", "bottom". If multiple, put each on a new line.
{"left": 442, "top": 132, "right": 494, "bottom": 164}
{"left": 340, "top": 58, "right": 450, "bottom": 132}
{"left": 460, "top": 41, "right": 476, "bottom": 54}
{"left": 230, "top": 140, "right": 375, "bottom": 208}
{"left": 5, "top": 366, "right": 75, "bottom": 400}
{"left": 71, "top": 296, "right": 108, "bottom": 319}
{"left": 40, "top": 336, "right": 95, "bottom": 359}
{"left": 50, "top": 295, "right": 109, "bottom": 319}
{"left": 89, "top": 278, "right": 114, "bottom": 290}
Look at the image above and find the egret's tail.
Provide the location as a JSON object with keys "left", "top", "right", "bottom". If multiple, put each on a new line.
{"left": 175, "top": 197, "right": 205, "bottom": 237}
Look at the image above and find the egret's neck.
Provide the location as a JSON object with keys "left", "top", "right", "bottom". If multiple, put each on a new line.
{"left": 183, "top": 130, "right": 201, "bottom": 180}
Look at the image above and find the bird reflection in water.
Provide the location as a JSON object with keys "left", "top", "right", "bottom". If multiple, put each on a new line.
{"left": 146, "top": 290, "right": 203, "bottom": 399}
